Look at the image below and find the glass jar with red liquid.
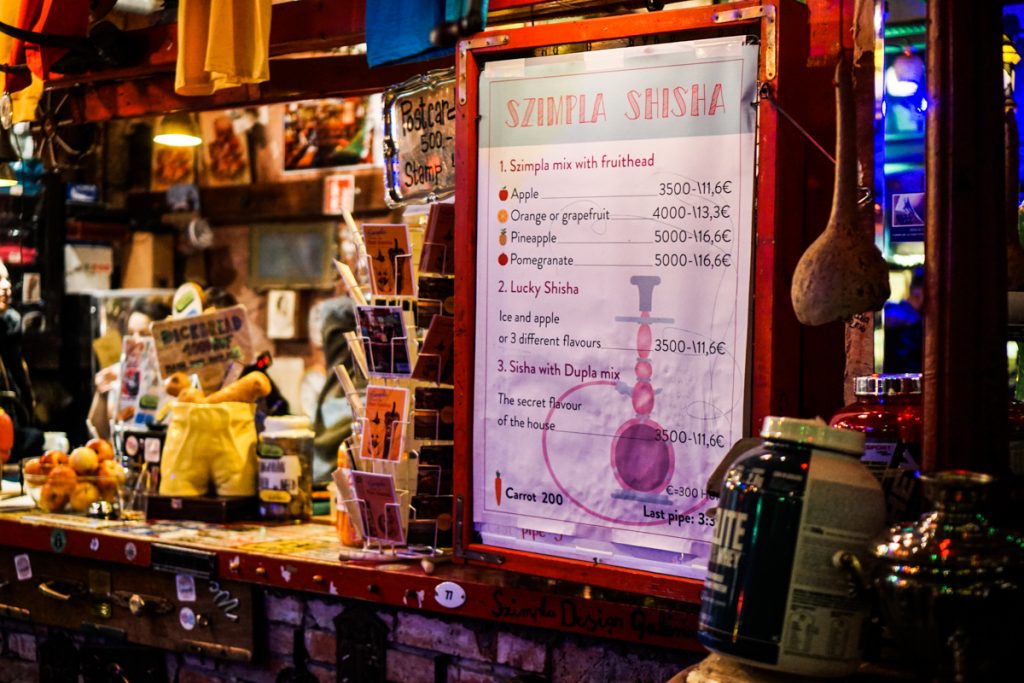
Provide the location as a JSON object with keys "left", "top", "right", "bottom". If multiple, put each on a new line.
{"left": 830, "top": 373, "right": 923, "bottom": 523}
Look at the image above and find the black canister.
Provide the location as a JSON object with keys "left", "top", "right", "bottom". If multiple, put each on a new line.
{"left": 698, "top": 417, "right": 885, "bottom": 677}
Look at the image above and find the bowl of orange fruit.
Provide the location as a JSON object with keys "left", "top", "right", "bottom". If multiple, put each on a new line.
{"left": 22, "top": 438, "right": 127, "bottom": 514}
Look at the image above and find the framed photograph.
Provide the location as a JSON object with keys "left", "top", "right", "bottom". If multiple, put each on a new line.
{"left": 151, "top": 144, "right": 195, "bottom": 191}
{"left": 283, "top": 97, "right": 374, "bottom": 171}
{"left": 363, "top": 223, "right": 415, "bottom": 297}
{"left": 200, "top": 110, "right": 252, "bottom": 186}
{"left": 892, "top": 192, "right": 925, "bottom": 227}
{"left": 360, "top": 385, "right": 410, "bottom": 462}
{"left": 249, "top": 222, "right": 337, "bottom": 289}
{"left": 355, "top": 305, "right": 412, "bottom": 377}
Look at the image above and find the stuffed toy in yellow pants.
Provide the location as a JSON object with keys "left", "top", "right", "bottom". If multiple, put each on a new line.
{"left": 159, "top": 402, "right": 258, "bottom": 497}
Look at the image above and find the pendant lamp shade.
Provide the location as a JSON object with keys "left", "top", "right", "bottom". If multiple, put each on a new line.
{"left": 153, "top": 111, "right": 201, "bottom": 147}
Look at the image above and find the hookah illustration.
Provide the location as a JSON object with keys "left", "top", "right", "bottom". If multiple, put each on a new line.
{"left": 541, "top": 275, "right": 679, "bottom": 519}
{"left": 609, "top": 275, "right": 675, "bottom": 504}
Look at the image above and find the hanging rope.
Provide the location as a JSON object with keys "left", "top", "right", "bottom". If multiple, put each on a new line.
{"left": 758, "top": 82, "right": 836, "bottom": 165}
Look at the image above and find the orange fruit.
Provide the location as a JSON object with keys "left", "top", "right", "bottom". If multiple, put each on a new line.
{"left": 46, "top": 465, "right": 78, "bottom": 496}
{"left": 38, "top": 483, "right": 69, "bottom": 512}
{"left": 69, "top": 447, "right": 99, "bottom": 475}
{"left": 86, "top": 438, "right": 115, "bottom": 462}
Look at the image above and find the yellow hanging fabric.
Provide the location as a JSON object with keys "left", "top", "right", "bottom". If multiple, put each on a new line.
{"left": 175, "top": 0, "right": 272, "bottom": 97}
{"left": 0, "top": 0, "right": 42, "bottom": 123}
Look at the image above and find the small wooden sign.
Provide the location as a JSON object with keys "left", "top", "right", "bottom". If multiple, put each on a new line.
{"left": 151, "top": 304, "right": 255, "bottom": 391}
{"left": 382, "top": 67, "right": 456, "bottom": 207}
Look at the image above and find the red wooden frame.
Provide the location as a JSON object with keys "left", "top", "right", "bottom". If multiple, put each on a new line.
{"left": 453, "top": 0, "right": 810, "bottom": 601}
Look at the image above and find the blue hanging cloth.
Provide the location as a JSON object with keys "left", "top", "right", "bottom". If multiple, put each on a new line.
{"left": 365, "top": 0, "right": 488, "bottom": 68}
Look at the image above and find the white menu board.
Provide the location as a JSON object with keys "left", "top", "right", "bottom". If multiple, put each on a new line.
{"left": 472, "top": 37, "right": 759, "bottom": 578}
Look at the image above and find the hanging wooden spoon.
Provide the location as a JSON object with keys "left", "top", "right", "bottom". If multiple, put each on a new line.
{"left": 791, "top": 55, "right": 890, "bottom": 326}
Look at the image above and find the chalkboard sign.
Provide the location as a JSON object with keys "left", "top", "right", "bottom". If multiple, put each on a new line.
{"left": 382, "top": 68, "right": 456, "bottom": 207}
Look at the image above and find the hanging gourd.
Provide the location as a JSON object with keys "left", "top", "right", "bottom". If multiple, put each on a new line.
{"left": 791, "top": 55, "right": 890, "bottom": 325}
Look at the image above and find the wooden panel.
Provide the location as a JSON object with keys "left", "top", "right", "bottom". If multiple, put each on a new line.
{"left": 71, "top": 54, "right": 452, "bottom": 123}
{"left": 124, "top": 172, "right": 392, "bottom": 225}
{"left": 0, "top": 547, "right": 255, "bottom": 660}
{"left": 923, "top": 1, "right": 1008, "bottom": 472}
{"left": 0, "top": 515, "right": 702, "bottom": 650}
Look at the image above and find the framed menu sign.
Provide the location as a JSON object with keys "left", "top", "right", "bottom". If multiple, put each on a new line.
{"left": 469, "top": 37, "right": 759, "bottom": 580}
{"left": 382, "top": 67, "right": 457, "bottom": 207}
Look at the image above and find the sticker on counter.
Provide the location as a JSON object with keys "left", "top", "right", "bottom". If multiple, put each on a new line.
{"left": 89, "top": 537, "right": 100, "bottom": 552}
{"left": 433, "top": 581, "right": 466, "bottom": 609}
{"left": 50, "top": 529, "right": 67, "bottom": 553}
{"left": 124, "top": 542, "right": 137, "bottom": 561}
{"left": 179, "top": 606, "right": 196, "bottom": 631}
{"left": 176, "top": 574, "right": 197, "bottom": 602}
{"left": 13, "top": 554, "right": 31, "bottom": 581}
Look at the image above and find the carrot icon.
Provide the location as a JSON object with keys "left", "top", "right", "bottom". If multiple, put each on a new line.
{"left": 495, "top": 471, "right": 502, "bottom": 506}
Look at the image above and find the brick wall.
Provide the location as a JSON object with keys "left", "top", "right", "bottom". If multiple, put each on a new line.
{"left": 1, "top": 589, "right": 701, "bottom": 682}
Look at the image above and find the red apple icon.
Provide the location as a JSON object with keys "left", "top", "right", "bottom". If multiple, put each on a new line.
{"left": 499, "top": 187, "right": 509, "bottom": 201}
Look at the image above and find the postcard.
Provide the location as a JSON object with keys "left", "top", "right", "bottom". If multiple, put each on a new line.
{"left": 419, "top": 202, "right": 455, "bottom": 275}
{"left": 415, "top": 275, "right": 455, "bottom": 328}
{"left": 351, "top": 471, "right": 405, "bottom": 544}
{"left": 360, "top": 385, "right": 409, "bottom": 462}
{"left": 412, "top": 314, "right": 454, "bottom": 384}
{"left": 363, "top": 223, "right": 415, "bottom": 297}
{"left": 413, "top": 387, "right": 454, "bottom": 441}
{"left": 355, "top": 305, "right": 413, "bottom": 377}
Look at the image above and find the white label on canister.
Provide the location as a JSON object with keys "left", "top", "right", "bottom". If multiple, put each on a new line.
{"left": 775, "top": 450, "right": 885, "bottom": 674}
{"left": 258, "top": 455, "right": 301, "bottom": 495}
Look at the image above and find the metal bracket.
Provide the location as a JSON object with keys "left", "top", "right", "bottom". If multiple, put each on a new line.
{"left": 453, "top": 495, "right": 506, "bottom": 565}
{"left": 458, "top": 34, "right": 511, "bottom": 105}
{"left": 711, "top": 4, "right": 776, "bottom": 81}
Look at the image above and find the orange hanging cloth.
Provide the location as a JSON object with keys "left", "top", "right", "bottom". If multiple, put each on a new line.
{"left": 175, "top": 0, "right": 272, "bottom": 96}
{"left": 0, "top": 408, "right": 12, "bottom": 464}
{"left": 2, "top": 0, "right": 89, "bottom": 94}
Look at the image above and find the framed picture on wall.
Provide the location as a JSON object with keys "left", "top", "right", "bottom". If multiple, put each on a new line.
{"left": 283, "top": 97, "right": 374, "bottom": 171}
{"left": 249, "top": 222, "right": 337, "bottom": 289}
{"left": 199, "top": 110, "right": 252, "bottom": 186}
{"left": 151, "top": 144, "right": 195, "bottom": 191}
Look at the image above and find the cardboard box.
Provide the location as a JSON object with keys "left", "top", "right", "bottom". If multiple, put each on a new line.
{"left": 65, "top": 243, "right": 113, "bottom": 292}
{"left": 122, "top": 232, "right": 175, "bottom": 288}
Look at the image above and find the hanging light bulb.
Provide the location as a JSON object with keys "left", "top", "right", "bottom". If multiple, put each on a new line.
{"left": 153, "top": 111, "right": 202, "bottom": 147}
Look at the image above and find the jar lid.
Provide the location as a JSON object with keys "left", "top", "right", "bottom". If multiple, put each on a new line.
{"left": 760, "top": 416, "right": 865, "bottom": 455}
{"left": 854, "top": 373, "right": 922, "bottom": 396}
{"left": 263, "top": 415, "right": 313, "bottom": 433}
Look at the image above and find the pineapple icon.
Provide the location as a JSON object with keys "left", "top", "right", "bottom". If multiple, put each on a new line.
{"left": 499, "top": 228, "right": 507, "bottom": 246}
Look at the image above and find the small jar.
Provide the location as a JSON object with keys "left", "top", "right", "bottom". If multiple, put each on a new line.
{"left": 698, "top": 417, "right": 885, "bottom": 678}
{"left": 1009, "top": 399, "right": 1024, "bottom": 476}
{"left": 830, "top": 373, "right": 923, "bottom": 523}
{"left": 258, "top": 416, "right": 314, "bottom": 522}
